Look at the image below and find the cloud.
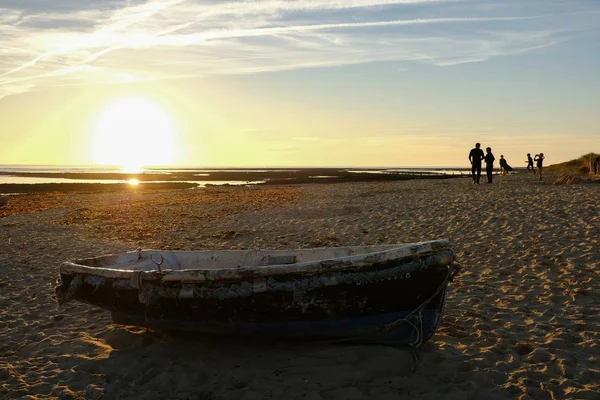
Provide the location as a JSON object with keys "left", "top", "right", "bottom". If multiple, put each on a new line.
{"left": 1, "top": 0, "right": 598, "bottom": 99}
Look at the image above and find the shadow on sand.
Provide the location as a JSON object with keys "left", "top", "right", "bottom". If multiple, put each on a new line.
{"left": 75, "top": 324, "right": 425, "bottom": 399}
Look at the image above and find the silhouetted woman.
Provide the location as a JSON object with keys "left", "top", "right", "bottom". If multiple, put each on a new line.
{"left": 484, "top": 147, "right": 495, "bottom": 183}
{"left": 534, "top": 153, "right": 545, "bottom": 181}
{"left": 499, "top": 155, "right": 508, "bottom": 175}
{"left": 499, "top": 155, "right": 513, "bottom": 175}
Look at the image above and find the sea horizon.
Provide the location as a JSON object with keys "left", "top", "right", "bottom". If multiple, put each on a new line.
{"left": 0, "top": 164, "right": 473, "bottom": 171}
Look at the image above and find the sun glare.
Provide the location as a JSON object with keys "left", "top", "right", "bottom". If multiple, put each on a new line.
{"left": 92, "top": 98, "right": 177, "bottom": 171}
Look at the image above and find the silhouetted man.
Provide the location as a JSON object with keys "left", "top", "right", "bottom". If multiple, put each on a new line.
{"left": 468, "top": 143, "right": 485, "bottom": 184}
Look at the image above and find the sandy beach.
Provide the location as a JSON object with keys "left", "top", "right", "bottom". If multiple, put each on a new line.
{"left": 1, "top": 172, "right": 598, "bottom": 399}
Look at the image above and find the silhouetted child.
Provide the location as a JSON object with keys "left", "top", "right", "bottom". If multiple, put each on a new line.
{"left": 534, "top": 153, "right": 545, "bottom": 181}
{"left": 484, "top": 147, "right": 495, "bottom": 183}
{"left": 526, "top": 153, "right": 535, "bottom": 173}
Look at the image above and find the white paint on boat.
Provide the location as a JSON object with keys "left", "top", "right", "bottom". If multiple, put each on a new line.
{"left": 60, "top": 240, "right": 452, "bottom": 282}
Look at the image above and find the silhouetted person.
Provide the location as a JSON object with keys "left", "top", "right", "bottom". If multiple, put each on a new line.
{"left": 534, "top": 153, "right": 545, "bottom": 181}
{"left": 484, "top": 147, "right": 495, "bottom": 183}
{"left": 468, "top": 142, "right": 484, "bottom": 184}
{"left": 595, "top": 156, "right": 600, "bottom": 175}
{"left": 499, "top": 155, "right": 510, "bottom": 175}
{"left": 526, "top": 153, "right": 535, "bottom": 173}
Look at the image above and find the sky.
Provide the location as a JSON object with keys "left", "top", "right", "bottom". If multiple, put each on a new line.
{"left": 1, "top": 0, "right": 599, "bottom": 168}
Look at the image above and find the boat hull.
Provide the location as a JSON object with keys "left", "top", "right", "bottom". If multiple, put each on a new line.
{"left": 111, "top": 309, "right": 444, "bottom": 345}
{"left": 57, "top": 248, "right": 456, "bottom": 345}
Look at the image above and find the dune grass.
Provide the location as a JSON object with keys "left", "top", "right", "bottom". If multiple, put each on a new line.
{"left": 547, "top": 152, "right": 599, "bottom": 174}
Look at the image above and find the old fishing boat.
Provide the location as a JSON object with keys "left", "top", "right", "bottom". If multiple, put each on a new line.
{"left": 56, "top": 240, "right": 460, "bottom": 345}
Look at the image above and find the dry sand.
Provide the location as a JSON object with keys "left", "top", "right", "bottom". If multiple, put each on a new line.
{"left": 1, "top": 172, "right": 598, "bottom": 399}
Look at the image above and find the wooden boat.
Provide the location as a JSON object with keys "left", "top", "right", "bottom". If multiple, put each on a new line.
{"left": 56, "top": 240, "right": 460, "bottom": 345}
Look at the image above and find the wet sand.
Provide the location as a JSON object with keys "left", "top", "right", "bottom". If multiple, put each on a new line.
{"left": 1, "top": 172, "right": 598, "bottom": 399}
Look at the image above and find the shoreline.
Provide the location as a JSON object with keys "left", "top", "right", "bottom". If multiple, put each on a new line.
{"left": 0, "top": 169, "right": 463, "bottom": 194}
{"left": 1, "top": 168, "right": 460, "bottom": 182}
{"left": 6, "top": 166, "right": 586, "bottom": 194}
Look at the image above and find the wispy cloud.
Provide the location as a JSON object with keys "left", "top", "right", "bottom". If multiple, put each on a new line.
{"left": 1, "top": 0, "right": 598, "bottom": 99}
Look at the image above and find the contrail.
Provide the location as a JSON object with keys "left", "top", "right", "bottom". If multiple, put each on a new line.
{"left": 0, "top": 0, "right": 188, "bottom": 78}
{"left": 58, "top": 15, "right": 539, "bottom": 69}
{"left": 1, "top": 0, "right": 457, "bottom": 77}
{"left": 149, "top": 16, "right": 539, "bottom": 46}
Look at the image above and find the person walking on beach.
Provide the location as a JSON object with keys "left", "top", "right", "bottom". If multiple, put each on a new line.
{"left": 534, "top": 153, "right": 545, "bottom": 181}
{"left": 484, "top": 147, "right": 495, "bottom": 183}
{"left": 468, "top": 143, "right": 485, "bottom": 184}
{"left": 526, "top": 153, "right": 535, "bottom": 173}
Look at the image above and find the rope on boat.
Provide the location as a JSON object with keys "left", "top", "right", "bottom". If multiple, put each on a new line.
{"left": 381, "top": 262, "right": 459, "bottom": 371}
{"left": 317, "top": 261, "right": 462, "bottom": 372}
{"left": 151, "top": 252, "right": 164, "bottom": 273}
{"left": 382, "top": 261, "right": 461, "bottom": 333}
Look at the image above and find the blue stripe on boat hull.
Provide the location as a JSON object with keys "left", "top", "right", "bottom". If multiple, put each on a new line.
{"left": 112, "top": 310, "right": 443, "bottom": 345}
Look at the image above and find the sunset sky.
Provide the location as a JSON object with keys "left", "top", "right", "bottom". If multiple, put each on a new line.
{"left": 1, "top": 0, "right": 599, "bottom": 168}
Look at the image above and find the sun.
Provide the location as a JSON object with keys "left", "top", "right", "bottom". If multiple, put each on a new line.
{"left": 92, "top": 98, "right": 177, "bottom": 172}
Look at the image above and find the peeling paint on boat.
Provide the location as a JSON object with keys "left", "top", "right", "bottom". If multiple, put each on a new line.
{"left": 55, "top": 240, "right": 460, "bottom": 345}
